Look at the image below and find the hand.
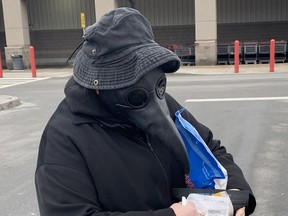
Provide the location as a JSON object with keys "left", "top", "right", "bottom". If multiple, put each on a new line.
{"left": 229, "top": 189, "right": 246, "bottom": 216}
{"left": 170, "top": 202, "right": 202, "bottom": 216}
{"left": 235, "top": 207, "right": 245, "bottom": 216}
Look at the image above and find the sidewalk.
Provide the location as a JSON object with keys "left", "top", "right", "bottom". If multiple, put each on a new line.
{"left": 1, "top": 63, "right": 288, "bottom": 110}
{"left": 1, "top": 63, "right": 288, "bottom": 78}
{"left": 178, "top": 62, "right": 288, "bottom": 74}
{"left": 0, "top": 66, "right": 73, "bottom": 79}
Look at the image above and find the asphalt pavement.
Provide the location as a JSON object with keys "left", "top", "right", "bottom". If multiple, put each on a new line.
{"left": 1, "top": 63, "right": 288, "bottom": 110}
{"left": 0, "top": 65, "right": 288, "bottom": 215}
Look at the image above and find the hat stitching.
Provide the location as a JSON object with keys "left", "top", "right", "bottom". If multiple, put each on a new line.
{"left": 73, "top": 47, "right": 179, "bottom": 90}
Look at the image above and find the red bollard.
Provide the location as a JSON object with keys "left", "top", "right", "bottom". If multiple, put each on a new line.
{"left": 29, "top": 46, "right": 37, "bottom": 77}
{"left": 0, "top": 50, "right": 3, "bottom": 78}
{"left": 234, "top": 40, "right": 240, "bottom": 73}
{"left": 270, "top": 39, "right": 275, "bottom": 73}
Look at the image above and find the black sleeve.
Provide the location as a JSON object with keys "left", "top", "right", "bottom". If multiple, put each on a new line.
{"left": 35, "top": 164, "right": 175, "bottom": 216}
{"left": 165, "top": 93, "right": 256, "bottom": 215}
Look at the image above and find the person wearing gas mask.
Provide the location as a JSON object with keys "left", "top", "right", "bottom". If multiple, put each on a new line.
{"left": 35, "top": 7, "right": 256, "bottom": 216}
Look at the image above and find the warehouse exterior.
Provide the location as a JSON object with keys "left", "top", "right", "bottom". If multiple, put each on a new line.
{"left": 0, "top": 0, "right": 287, "bottom": 69}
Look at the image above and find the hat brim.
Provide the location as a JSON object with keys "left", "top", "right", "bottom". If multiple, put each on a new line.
{"left": 73, "top": 43, "right": 180, "bottom": 90}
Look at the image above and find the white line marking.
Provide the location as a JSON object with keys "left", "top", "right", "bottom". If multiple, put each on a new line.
{"left": 185, "top": 96, "right": 288, "bottom": 103}
{"left": 0, "top": 77, "right": 47, "bottom": 80}
{"left": 58, "top": 75, "right": 71, "bottom": 78}
{"left": 0, "top": 77, "right": 51, "bottom": 89}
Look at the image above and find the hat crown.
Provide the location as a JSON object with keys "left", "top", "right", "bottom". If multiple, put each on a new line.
{"left": 73, "top": 7, "right": 180, "bottom": 90}
{"left": 83, "top": 7, "right": 154, "bottom": 57}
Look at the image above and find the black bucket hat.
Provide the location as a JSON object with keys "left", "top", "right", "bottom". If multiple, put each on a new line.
{"left": 73, "top": 7, "right": 180, "bottom": 90}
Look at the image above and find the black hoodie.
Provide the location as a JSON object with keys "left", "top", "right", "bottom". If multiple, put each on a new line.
{"left": 35, "top": 77, "right": 256, "bottom": 216}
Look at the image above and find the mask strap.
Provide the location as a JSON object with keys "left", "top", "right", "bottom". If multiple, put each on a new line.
{"left": 65, "top": 40, "right": 85, "bottom": 65}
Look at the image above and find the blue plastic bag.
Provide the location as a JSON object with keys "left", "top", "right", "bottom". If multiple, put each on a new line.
{"left": 175, "top": 108, "right": 227, "bottom": 189}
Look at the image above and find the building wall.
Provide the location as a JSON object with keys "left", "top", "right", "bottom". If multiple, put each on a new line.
{"left": 119, "top": 0, "right": 195, "bottom": 26}
{"left": 118, "top": 0, "right": 195, "bottom": 47}
{"left": 0, "top": 31, "right": 6, "bottom": 67}
{"left": 0, "top": 0, "right": 5, "bottom": 65}
{"left": 217, "top": 0, "right": 288, "bottom": 43}
{"left": 27, "top": 0, "right": 96, "bottom": 30}
{"left": 1, "top": 0, "right": 288, "bottom": 66}
{"left": 120, "top": 0, "right": 288, "bottom": 25}
{"left": 27, "top": 0, "right": 95, "bottom": 66}
{"left": 119, "top": 0, "right": 288, "bottom": 47}
{"left": 153, "top": 25, "right": 195, "bottom": 47}
{"left": 218, "top": 21, "right": 288, "bottom": 43}
{"left": 217, "top": 0, "right": 288, "bottom": 23}
{"left": 0, "top": 0, "right": 3, "bottom": 30}
{"left": 29, "top": 29, "right": 83, "bottom": 66}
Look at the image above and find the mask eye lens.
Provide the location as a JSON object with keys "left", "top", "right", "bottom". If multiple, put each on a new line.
{"left": 156, "top": 76, "right": 166, "bottom": 99}
{"left": 126, "top": 89, "right": 149, "bottom": 108}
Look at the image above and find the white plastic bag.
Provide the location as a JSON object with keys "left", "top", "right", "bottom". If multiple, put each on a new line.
{"left": 187, "top": 192, "right": 234, "bottom": 216}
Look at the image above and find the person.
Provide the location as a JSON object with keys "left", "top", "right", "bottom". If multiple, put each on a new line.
{"left": 35, "top": 7, "right": 256, "bottom": 216}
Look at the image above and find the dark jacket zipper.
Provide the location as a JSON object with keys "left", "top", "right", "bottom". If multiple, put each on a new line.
{"left": 101, "top": 124, "right": 171, "bottom": 194}
{"left": 137, "top": 136, "right": 170, "bottom": 194}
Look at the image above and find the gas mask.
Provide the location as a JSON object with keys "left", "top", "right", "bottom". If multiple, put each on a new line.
{"left": 99, "top": 68, "right": 189, "bottom": 174}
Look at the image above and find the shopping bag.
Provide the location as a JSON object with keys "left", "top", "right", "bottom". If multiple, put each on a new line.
{"left": 175, "top": 108, "right": 227, "bottom": 189}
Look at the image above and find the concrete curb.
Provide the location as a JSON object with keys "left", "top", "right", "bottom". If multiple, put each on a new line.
{"left": 0, "top": 95, "right": 21, "bottom": 111}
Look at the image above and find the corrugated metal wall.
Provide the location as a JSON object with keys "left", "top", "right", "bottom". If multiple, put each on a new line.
{"left": 30, "top": 29, "right": 83, "bottom": 66}
{"left": 118, "top": 0, "right": 196, "bottom": 47}
{"left": 118, "top": 0, "right": 195, "bottom": 26}
{"left": 217, "top": 0, "right": 288, "bottom": 23}
{"left": 153, "top": 25, "right": 195, "bottom": 46}
{"left": 118, "top": 0, "right": 288, "bottom": 25}
{"left": 217, "top": 0, "right": 288, "bottom": 43}
{"left": 27, "top": 0, "right": 96, "bottom": 30}
{"left": 218, "top": 22, "right": 288, "bottom": 43}
{"left": 0, "top": 0, "right": 5, "bottom": 65}
{"left": 1, "top": 0, "right": 287, "bottom": 66}
{"left": 26, "top": 0, "right": 96, "bottom": 66}
{"left": 0, "top": 0, "right": 4, "bottom": 30}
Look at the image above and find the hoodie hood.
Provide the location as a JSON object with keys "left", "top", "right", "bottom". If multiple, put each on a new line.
{"left": 64, "top": 76, "right": 189, "bottom": 173}
{"left": 64, "top": 77, "right": 128, "bottom": 126}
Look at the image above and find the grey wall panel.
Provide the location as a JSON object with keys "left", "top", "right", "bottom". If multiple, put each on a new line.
{"left": 27, "top": 0, "right": 96, "bottom": 30}
{"left": 30, "top": 29, "right": 83, "bottom": 66}
{"left": 218, "top": 21, "right": 288, "bottom": 43}
{"left": 218, "top": 0, "right": 288, "bottom": 23}
{"left": 0, "top": 0, "right": 5, "bottom": 65}
{"left": 119, "top": 0, "right": 288, "bottom": 25}
{"left": 0, "top": 31, "right": 6, "bottom": 65}
{"left": 0, "top": 0, "right": 4, "bottom": 31}
{"left": 118, "top": 0, "right": 195, "bottom": 26}
{"left": 153, "top": 25, "right": 195, "bottom": 47}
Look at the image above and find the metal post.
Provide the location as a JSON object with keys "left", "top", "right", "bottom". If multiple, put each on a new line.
{"left": 270, "top": 39, "right": 275, "bottom": 73}
{"left": 234, "top": 40, "right": 240, "bottom": 73}
{"left": 29, "top": 46, "right": 37, "bottom": 77}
